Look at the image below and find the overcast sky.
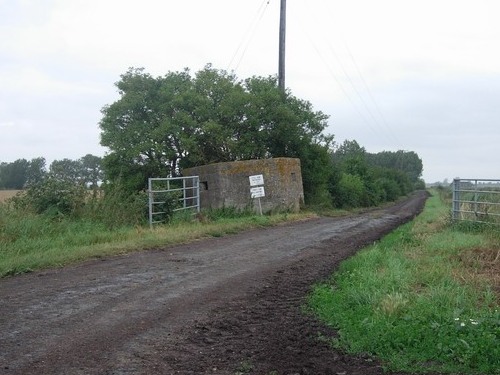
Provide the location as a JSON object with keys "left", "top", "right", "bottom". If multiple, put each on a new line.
{"left": 1, "top": 0, "right": 499, "bottom": 183}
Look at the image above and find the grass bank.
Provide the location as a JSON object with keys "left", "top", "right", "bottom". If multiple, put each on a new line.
{"left": 309, "top": 191, "right": 500, "bottom": 374}
{"left": 0, "top": 205, "right": 315, "bottom": 277}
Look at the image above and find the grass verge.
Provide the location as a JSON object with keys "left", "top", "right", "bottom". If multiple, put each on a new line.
{"left": 0, "top": 205, "right": 315, "bottom": 277}
{"left": 309, "top": 190, "right": 500, "bottom": 374}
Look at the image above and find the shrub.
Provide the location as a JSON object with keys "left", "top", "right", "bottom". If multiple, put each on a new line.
{"left": 375, "top": 177, "right": 401, "bottom": 202}
{"left": 10, "top": 176, "right": 87, "bottom": 217}
{"left": 336, "top": 173, "right": 365, "bottom": 208}
{"left": 8, "top": 177, "right": 151, "bottom": 228}
{"left": 362, "top": 180, "right": 384, "bottom": 207}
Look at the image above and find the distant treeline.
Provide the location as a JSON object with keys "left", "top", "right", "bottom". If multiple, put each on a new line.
{"left": 0, "top": 154, "right": 103, "bottom": 190}
{"left": 328, "top": 141, "right": 424, "bottom": 208}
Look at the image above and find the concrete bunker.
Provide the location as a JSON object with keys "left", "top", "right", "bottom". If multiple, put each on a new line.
{"left": 183, "top": 158, "right": 304, "bottom": 213}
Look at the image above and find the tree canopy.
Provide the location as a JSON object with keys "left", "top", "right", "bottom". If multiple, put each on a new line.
{"left": 99, "top": 65, "right": 332, "bottom": 200}
{"left": 99, "top": 65, "right": 425, "bottom": 207}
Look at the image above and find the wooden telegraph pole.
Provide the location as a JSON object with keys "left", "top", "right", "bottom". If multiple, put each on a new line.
{"left": 278, "top": 0, "right": 286, "bottom": 92}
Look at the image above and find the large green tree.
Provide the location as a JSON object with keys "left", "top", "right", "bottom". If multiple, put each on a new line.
{"left": 99, "top": 65, "right": 333, "bottom": 202}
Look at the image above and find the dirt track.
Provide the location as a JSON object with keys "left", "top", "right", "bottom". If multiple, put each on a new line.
{"left": 0, "top": 191, "right": 428, "bottom": 375}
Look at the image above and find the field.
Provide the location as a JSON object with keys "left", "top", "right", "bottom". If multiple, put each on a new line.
{"left": 0, "top": 190, "right": 21, "bottom": 203}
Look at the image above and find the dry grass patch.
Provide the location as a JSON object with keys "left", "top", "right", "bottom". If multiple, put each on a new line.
{"left": 0, "top": 190, "right": 21, "bottom": 203}
{"left": 456, "top": 247, "right": 500, "bottom": 301}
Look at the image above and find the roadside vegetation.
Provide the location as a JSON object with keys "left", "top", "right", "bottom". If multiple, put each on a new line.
{"left": 0, "top": 190, "right": 315, "bottom": 277}
{"left": 309, "top": 188, "right": 500, "bottom": 374}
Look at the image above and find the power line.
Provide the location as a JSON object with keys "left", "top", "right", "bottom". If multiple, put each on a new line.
{"left": 298, "top": 0, "right": 399, "bottom": 144}
{"left": 300, "top": 24, "right": 379, "bottom": 137}
{"left": 343, "top": 44, "right": 399, "bottom": 143}
{"left": 295, "top": 7, "right": 378, "bottom": 137}
{"left": 226, "top": 0, "right": 271, "bottom": 73}
{"left": 324, "top": 38, "right": 398, "bottom": 144}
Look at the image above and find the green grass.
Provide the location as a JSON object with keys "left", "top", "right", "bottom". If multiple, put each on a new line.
{"left": 309, "top": 191, "right": 500, "bottom": 374}
{"left": 0, "top": 205, "right": 316, "bottom": 277}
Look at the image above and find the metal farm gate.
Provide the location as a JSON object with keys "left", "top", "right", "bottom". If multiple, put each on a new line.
{"left": 148, "top": 176, "right": 200, "bottom": 227}
{"left": 452, "top": 178, "right": 500, "bottom": 225}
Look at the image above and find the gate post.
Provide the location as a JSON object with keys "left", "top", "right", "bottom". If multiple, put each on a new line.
{"left": 452, "top": 178, "right": 460, "bottom": 220}
{"left": 148, "top": 178, "right": 154, "bottom": 228}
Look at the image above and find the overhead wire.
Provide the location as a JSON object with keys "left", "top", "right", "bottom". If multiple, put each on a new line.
{"left": 299, "top": 24, "right": 379, "bottom": 138}
{"left": 294, "top": 3, "right": 379, "bottom": 138}
{"left": 344, "top": 44, "right": 399, "bottom": 143}
{"left": 224, "top": 0, "right": 398, "bottom": 146}
{"left": 298, "top": 0, "right": 398, "bottom": 144}
{"left": 226, "top": 0, "right": 271, "bottom": 73}
{"left": 321, "top": 1, "right": 399, "bottom": 144}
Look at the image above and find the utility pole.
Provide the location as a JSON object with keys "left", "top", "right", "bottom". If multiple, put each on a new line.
{"left": 278, "top": 0, "right": 286, "bottom": 92}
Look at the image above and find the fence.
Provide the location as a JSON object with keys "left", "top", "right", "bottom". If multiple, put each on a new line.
{"left": 452, "top": 178, "right": 500, "bottom": 225}
{"left": 148, "top": 176, "right": 200, "bottom": 227}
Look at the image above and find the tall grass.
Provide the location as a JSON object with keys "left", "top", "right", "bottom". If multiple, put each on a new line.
{"left": 0, "top": 202, "right": 314, "bottom": 277}
{"left": 309, "top": 191, "right": 500, "bottom": 374}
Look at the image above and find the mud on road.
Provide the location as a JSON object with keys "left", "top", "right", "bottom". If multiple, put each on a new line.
{"left": 0, "top": 191, "right": 428, "bottom": 375}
